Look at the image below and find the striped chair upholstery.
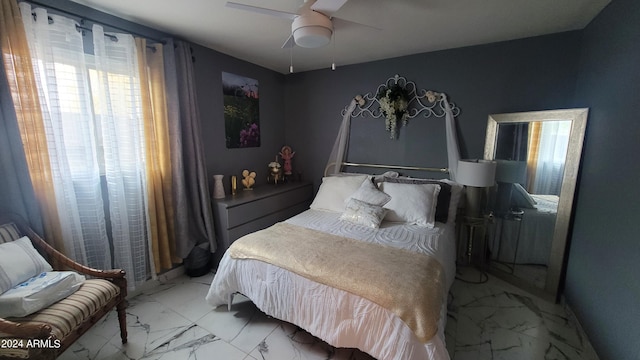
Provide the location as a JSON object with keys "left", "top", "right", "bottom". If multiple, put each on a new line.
{"left": 0, "top": 223, "right": 20, "bottom": 244}
{"left": 0, "top": 215, "right": 128, "bottom": 359}
{"left": 5, "top": 280, "right": 121, "bottom": 340}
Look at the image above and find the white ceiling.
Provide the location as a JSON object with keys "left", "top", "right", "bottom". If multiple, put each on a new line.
{"left": 69, "top": 0, "right": 610, "bottom": 74}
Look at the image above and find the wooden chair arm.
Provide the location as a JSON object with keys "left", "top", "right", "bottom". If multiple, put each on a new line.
{"left": 6, "top": 215, "right": 126, "bottom": 280}
{"left": 0, "top": 318, "right": 52, "bottom": 339}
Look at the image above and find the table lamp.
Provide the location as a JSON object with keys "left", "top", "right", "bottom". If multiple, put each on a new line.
{"left": 457, "top": 159, "right": 497, "bottom": 218}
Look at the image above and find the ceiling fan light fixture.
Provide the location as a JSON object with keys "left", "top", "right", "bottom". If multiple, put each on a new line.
{"left": 292, "top": 12, "right": 333, "bottom": 48}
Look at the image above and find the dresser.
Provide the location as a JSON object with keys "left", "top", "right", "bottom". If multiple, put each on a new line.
{"left": 212, "top": 182, "right": 313, "bottom": 266}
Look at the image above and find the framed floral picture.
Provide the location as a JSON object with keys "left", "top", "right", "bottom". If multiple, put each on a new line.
{"left": 222, "top": 72, "right": 260, "bottom": 148}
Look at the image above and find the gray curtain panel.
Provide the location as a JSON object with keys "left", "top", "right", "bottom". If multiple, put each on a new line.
{"left": 164, "top": 39, "right": 217, "bottom": 258}
{"left": 0, "top": 61, "right": 44, "bottom": 234}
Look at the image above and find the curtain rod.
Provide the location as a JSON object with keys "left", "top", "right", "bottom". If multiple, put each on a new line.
{"left": 34, "top": 13, "right": 157, "bottom": 51}
{"left": 75, "top": 24, "right": 157, "bottom": 51}
{"left": 25, "top": 0, "right": 166, "bottom": 44}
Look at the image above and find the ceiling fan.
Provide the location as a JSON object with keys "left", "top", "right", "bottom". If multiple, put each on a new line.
{"left": 226, "top": 0, "right": 378, "bottom": 49}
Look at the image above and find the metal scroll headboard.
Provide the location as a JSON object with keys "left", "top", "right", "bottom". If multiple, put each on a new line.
{"left": 341, "top": 74, "right": 460, "bottom": 121}
{"left": 327, "top": 74, "right": 460, "bottom": 176}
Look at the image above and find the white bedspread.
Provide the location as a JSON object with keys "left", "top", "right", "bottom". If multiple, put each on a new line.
{"left": 206, "top": 209, "right": 456, "bottom": 360}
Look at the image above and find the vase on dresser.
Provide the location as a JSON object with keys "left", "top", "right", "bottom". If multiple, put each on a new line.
{"left": 213, "top": 174, "right": 226, "bottom": 199}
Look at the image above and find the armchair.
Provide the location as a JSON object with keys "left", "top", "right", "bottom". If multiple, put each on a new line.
{"left": 0, "top": 213, "right": 127, "bottom": 359}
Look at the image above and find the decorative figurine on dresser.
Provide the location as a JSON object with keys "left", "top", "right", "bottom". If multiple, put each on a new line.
{"left": 279, "top": 145, "right": 295, "bottom": 179}
{"left": 241, "top": 169, "right": 256, "bottom": 190}
{"left": 267, "top": 157, "right": 283, "bottom": 184}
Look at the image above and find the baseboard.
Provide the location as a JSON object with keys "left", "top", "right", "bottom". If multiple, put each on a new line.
{"left": 126, "top": 265, "right": 185, "bottom": 299}
{"left": 157, "top": 265, "right": 186, "bottom": 282}
{"left": 559, "top": 295, "right": 600, "bottom": 359}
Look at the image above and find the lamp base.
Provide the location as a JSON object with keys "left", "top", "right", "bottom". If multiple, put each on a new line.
{"left": 465, "top": 186, "right": 487, "bottom": 218}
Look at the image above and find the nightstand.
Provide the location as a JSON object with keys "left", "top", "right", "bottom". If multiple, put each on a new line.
{"left": 211, "top": 182, "right": 313, "bottom": 266}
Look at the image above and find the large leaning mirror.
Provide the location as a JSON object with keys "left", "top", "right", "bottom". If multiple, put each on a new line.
{"left": 484, "top": 108, "right": 588, "bottom": 301}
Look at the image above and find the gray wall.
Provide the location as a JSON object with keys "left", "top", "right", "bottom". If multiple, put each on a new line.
{"left": 567, "top": 0, "right": 640, "bottom": 359}
{"left": 284, "top": 32, "right": 582, "bottom": 189}
{"left": 191, "top": 44, "right": 286, "bottom": 188}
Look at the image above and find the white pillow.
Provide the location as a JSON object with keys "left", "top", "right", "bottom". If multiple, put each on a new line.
{"left": 380, "top": 182, "right": 441, "bottom": 228}
{"left": 310, "top": 175, "right": 369, "bottom": 212}
{"left": 340, "top": 198, "right": 388, "bottom": 229}
{"left": 0, "top": 271, "right": 85, "bottom": 317}
{"left": 0, "top": 236, "right": 52, "bottom": 294}
{"left": 346, "top": 178, "right": 391, "bottom": 207}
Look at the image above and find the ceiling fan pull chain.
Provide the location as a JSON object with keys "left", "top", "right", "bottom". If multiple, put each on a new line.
{"left": 331, "top": 31, "right": 336, "bottom": 70}
{"left": 290, "top": 43, "right": 294, "bottom": 73}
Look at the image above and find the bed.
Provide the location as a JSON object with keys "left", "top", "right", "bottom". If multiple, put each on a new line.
{"left": 206, "top": 174, "right": 463, "bottom": 360}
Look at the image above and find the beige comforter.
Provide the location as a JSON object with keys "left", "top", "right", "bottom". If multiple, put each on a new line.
{"left": 228, "top": 222, "right": 445, "bottom": 342}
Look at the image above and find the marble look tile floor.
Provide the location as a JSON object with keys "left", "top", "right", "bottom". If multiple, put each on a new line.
{"left": 58, "top": 270, "right": 599, "bottom": 360}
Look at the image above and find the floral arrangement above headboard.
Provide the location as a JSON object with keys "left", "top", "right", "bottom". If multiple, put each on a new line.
{"left": 343, "top": 74, "right": 460, "bottom": 139}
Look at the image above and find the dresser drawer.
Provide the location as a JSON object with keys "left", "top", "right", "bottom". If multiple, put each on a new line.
{"left": 226, "top": 185, "right": 312, "bottom": 228}
{"left": 227, "top": 202, "right": 310, "bottom": 242}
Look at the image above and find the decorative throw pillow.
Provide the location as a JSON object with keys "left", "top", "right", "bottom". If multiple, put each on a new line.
{"left": 382, "top": 177, "right": 452, "bottom": 223}
{"left": 346, "top": 177, "right": 391, "bottom": 207}
{"left": 340, "top": 198, "right": 388, "bottom": 229}
{"left": 0, "top": 271, "right": 85, "bottom": 317}
{"left": 379, "top": 182, "right": 441, "bottom": 228}
{"left": 0, "top": 236, "right": 53, "bottom": 294}
{"left": 310, "top": 175, "right": 369, "bottom": 212}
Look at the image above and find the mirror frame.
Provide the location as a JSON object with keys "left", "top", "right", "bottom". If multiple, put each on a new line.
{"left": 484, "top": 108, "right": 588, "bottom": 301}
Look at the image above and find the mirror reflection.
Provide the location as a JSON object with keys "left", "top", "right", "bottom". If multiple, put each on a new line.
{"left": 484, "top": 109, "right": 587, "bottom": 300}
{"left": 489, "top": 121, "right": 571, "bottom": 288}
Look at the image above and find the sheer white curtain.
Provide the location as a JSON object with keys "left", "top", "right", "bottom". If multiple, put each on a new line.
{"left": 19, "top": 4, "right": 151, "bottom": 290}
{"left": 92, "top": 25, "right": 150, "bottom": 288}
{"left": 532, "top": 120, "right": 571, "bottom": 195}
{"left": 325, "top": 99, "right": 356, "bottom": 175}
{"left": 442, "top": 95, "right": 460, "bottom": 182}
{"left": 20, "top": 4, "right": 110, "bottom": 269}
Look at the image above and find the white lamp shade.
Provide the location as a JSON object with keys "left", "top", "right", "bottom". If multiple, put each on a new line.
{"left": 457, "top": 159, "right": 496, "bottom": 187}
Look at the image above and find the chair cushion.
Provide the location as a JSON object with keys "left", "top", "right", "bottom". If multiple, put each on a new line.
{"left": 5, "top": 279, "right": 120, "bottom": 340}
{"left": 0, "top": 272, "right": 86, "bottom": 318}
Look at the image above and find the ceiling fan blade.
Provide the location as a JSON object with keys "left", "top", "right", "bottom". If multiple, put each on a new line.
{"left": 281, "top": 34, "right": 295, "bottom": 49}
{"left": 226, "top": 2, "right": 298, "bottom": 20}
{"left": 332, "top": 16, "right": 382, "bottom": 31}
{"left": 310, "top": 0, "right": 348, "bottom": 16}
